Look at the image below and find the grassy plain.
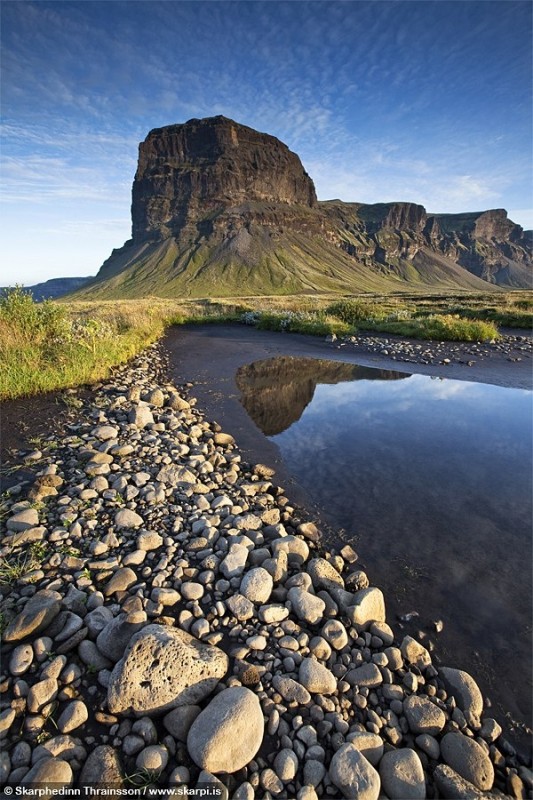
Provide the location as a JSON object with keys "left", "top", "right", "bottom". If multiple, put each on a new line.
{"left": 0, "top": 287, "right": 531, "bottom": 400}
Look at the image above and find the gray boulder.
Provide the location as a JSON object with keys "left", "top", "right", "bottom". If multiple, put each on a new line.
{"left": 307, "top": 558, "right": 344, "bottom": 592}
{"left": 379, "top": 748, "right": 426, "bottom": 799}
{"left": 107, "top": 625, "right": 228, "bottom": 715}
{"left": 187, "top": 687, "right": 263, "bottom": 773}
{"left": 433, "top": 763, "right": 486, "bottom": 799}
{"left": 79, "top": 745, "right": 124, "bottom": 787}
{"left": 287, "top": 587, "right": 325, "bottom": 625}
{"left": 128, "top": 405, "right": 154, "bottom": 428}
{"left": 347, "top": 587, "right": 385, "bottom": 629}
{"left": 240, "top": 567, "right": 273, "bottom": 604}
{"left": 345, "top": 732, "right": 383, "bottom": 766}
{"left": 22, "top": 757, "right": 73, "bottom": 789}
{"left": 3, "top": 590, "right": 62, "bottom": 643}
{"left": 96, "top": 612, "right": 147, "bottom": 662}
{"left": 329, "top": 744, "right": 380, "bottom": 799}
{"left": 7, "top": 508, "right": 39, "bottom": 531}
{"left": 441, "top": 732, "right": 494, "bottom": 792}
{"left": 114, "top": 509, "right": 143, "bottom": 529}
{"left": 403, "top": 694, "right": 446, "bottom": 735}
{"left": 438, "top": 666, "right": 484, "bottom": 720}
{"left": 298, "top": 658, "right": 336, "bottom": 695}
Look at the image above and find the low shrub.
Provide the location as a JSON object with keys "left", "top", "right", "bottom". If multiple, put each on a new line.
{"left": 368, "top": 314, "right": 500, "bottom": 342}
{"left": 325, "top": 298, "right": 389, "bottom": 324}
{"left": 253, "top": 310, "right": 351, "bottom": 337}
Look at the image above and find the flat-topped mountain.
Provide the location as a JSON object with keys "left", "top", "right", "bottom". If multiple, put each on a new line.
{"left": 132, "top": 116, "right": 317, "bottom": 243}
{"left": 75, "top": 116, "right": 532, "bottom": 298}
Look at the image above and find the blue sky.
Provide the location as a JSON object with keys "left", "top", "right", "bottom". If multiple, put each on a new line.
{"left": 2, "top": 0, "right": 532, "bottom": 285}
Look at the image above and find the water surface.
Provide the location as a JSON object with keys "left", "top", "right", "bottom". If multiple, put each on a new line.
{"left": 237, "top": 356, "right": 533, "bottom": 733}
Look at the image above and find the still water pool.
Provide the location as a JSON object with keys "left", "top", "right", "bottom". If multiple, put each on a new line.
{"left": 237, "top": 356, "right": 533, "bottom": 732}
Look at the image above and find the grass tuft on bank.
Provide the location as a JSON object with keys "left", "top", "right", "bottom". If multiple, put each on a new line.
{"left": 0, "top": 288, "right": 167, "bottom": 400}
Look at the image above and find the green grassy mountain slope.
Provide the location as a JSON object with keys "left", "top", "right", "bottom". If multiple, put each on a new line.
{"left": 73, "top": 224, "right": 496, "bottom": 300}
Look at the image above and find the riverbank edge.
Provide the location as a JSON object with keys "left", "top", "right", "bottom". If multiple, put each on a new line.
{"left": 1, "top": 341, "right": 531, "bottom": 797}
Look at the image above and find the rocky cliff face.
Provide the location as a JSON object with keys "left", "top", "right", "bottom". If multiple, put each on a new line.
{"left": 131, "top": 116, "right": 317, "bottom": 243}
{"left": 324, "top": 202, "right": 532, "bottom": 288}
{"left": 82, "top": 116, "right": 532, "bottom": 298}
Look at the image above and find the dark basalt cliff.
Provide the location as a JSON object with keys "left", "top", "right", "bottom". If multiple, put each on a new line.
{"left": 324, "top": 202, "right": 532, "bottom": 288}
{"left": 78, "top": 116, "right": 532, "bottom": 298}
{"left": 132, "top": 116, "right": 317, "bottom": 243}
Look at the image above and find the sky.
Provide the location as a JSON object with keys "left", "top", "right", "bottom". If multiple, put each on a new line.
{"left": 1, "top": 0, "right": 532, "bottom": 285}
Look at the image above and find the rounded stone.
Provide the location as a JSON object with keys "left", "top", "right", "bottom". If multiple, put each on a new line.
{"left": 321, "top": 619, "right": 349, "bottom": 650}
{"left": 403, "top": 694, "right": 446, "bottom": 735}
{"left": 307, "top": 558, "right": 344, "bottom": 592}
{"left": 304, "top": 760, "right": 326, "bottom": 787}
{"left": 272, "top": 675, "right": 311, "bottom": 705}
{"left": 438, "top": 666, "right": 484, "bottom": 720}
{"left": 57, "top": 700, "right": 89, "bottom": 733}
{"left": 226, "top": 594, "right": 255, "bottom": 621}
{"left": 135, "top": 745, "right": 169, "bottom": 772}
{"left": 27, "top": 678, "right": 58, "bottom": 713}
{"left": 329, "top": 744, "right": 380, "bottom": 800}
{"left": 114, "top": 509, "right": 143, "bottom": 529}
{"left": 163, "top": 705, "right": 201, "bottom": 741}
{"left": 274, "top": 748, "right": 298, "bottom": 781}
{"left": 79, "top": 745, "right": 124, "bottom": 787}
{"left": 91, "top": 425, "right": 119, "bottom": 441}
{"left": 379, "top": 748, "right": 426, "bottom": 799}
{"left": 297, "top": 788, "right": 319, "bottom": 800}
{"left": 347, "top": 587, "right": 386, "bottom": 629}
{"left": 187, "top": 687, "right": 264, "bottom": 773}
{"left": 400, "top": 635, "right": 431, "bottom": 669}
{"left": 137, "top": 531, "right": 163, "bottom": 551}
{"left": 261, "top": 768, "right": 283, "bottom": 795}
{"left": 9, "top": 644, "right": 34, "bottom": 676}
{"left": 240, "top": 567, "right": 273, "bottom": 604}
{"left": 104, "top": 567, "right": 138, "bottom": 596}
{"left": 345, "top": 732, "right": 384, "bottom": 766}
{"left": 299, "top": 658, "right": 337, "bottom": 695}
{"left": 287, "top": 587, "right": 325, "bottom": 625}
{"left": 441, "top": 731, "right": 494, "bottom": 791}
{"left": 21, "top": 757, "right": 73, "bottom": 788}
{"left": 181, "top": 582, "right": 204, "bottom": 600}
{"left": 128, "top": 406, "right": 154, "bottom": 428}
{"left": 7, "top": 508, "right": 40, "bottom": 531}
{"left": 4, "top": 590, "right": 62, "bottom": 643}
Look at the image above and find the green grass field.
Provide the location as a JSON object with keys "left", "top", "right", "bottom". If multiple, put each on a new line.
{"left": 0, "top": 287, "right": 530, "bottom": 400}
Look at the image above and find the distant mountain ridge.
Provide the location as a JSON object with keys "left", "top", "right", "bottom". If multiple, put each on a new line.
{"left": 72, "top": 116, "right": 532, "bottom": 298}
{"left": 2, "top": 276, "right": 93, "bottom": 302}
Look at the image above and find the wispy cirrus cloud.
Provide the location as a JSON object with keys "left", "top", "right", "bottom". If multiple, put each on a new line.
{"left": 1, "top": 0, "right": 531, "bottom": 283}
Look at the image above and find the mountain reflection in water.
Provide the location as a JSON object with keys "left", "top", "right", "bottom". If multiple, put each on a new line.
{"left": 236, "top": 355, "right": 533, "bottom": 734}
{"left": 235, "top": 356, "right": 408, "bottom": 435}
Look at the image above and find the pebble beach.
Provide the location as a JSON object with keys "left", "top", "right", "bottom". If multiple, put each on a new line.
{"left": 1, "top": 342, "right": 531, "bottom": 799}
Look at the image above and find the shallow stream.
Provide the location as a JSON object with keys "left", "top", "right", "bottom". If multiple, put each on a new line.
{"left": 237, "top": 355, "right": 533, "bottom": 735}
